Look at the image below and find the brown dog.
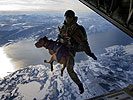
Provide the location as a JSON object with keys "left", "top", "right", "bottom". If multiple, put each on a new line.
{"left": 35, "top": 36, "right": 85, "bottom": 94}
{"left": 35, "top": 36, "right": 73, "bottom": 76}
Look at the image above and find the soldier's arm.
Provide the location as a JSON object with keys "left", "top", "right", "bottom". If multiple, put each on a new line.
{"left": 81, "top": 27, "right": 97, "bottom": 60}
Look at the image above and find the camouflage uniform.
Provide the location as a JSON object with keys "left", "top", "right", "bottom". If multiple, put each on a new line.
{"left": 57, "top": 10, "right": 97, "bottom": 94}
{"left": 57, "top": 17, "right": 96, "bottom": 59}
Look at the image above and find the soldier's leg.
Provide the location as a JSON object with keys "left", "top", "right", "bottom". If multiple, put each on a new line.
{"left": 66, "top": 57, "right": 84, "bottom": 94}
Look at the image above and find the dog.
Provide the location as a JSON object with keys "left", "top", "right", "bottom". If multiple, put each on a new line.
{"left": 35, "top": 36, "right": 74, "bottom": 76}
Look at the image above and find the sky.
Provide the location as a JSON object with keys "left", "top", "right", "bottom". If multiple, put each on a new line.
{"left": 0, "top": 0, "right": 91, "bottom": 12}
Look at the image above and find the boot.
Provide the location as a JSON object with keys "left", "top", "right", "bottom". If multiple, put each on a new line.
{"left": 78, "top": 83, "right": 84, "bottom": 94}
{"left": 90, "top": 53, "right": 97, "bottom": 60}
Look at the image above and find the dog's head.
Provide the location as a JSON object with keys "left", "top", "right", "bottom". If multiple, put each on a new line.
{"left": 35, "top": 36, "right": 48, "bottom": 48}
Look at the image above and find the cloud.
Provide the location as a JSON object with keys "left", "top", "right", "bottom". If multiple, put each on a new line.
{"left": 0, "top": 0, "right": 90, "bottom": 12}
{"left": 0, "top": 4, "right": 47, "bottom": 11}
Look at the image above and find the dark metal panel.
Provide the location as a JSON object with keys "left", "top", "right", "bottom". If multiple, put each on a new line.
{"left": 79, "top": 0, "right": 133, "bottom": 38}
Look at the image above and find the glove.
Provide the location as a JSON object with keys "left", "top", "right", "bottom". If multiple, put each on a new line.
{"left": 93, "top": 55, "right": 97, "bottom": 60}
{"left": 90, "top": 53, "right": 97, "bottom": 60}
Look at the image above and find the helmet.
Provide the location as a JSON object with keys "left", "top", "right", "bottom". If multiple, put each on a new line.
{"left": 64, "top": 10, "right": 75, "bottom": 18}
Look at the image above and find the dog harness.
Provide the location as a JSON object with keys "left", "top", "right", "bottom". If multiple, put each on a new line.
{"left": 46, "top": 40, "right": 70, "bottom": 62}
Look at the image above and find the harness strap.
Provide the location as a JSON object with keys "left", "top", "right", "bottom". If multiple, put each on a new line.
{"left": 69, "top": 52, "right": 74, "bottom": 59}
{"left": 55, "top": 45, "right": 63, "bottom": 54}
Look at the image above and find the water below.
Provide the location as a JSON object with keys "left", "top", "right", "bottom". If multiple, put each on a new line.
{"left": 1, "top": 27, "right": 133, "bottom": 78}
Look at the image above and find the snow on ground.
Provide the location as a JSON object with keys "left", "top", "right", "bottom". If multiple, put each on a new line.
{"left": 0, "top": 43, "right": 132, "bottom": 100}
{"left": 0, "top": 13, "right": 132, "bottom": 100}
{"left": 124, "top": 43, "right": 133, "bottom": 55}
{"left": 17, "top": 81, "right": 41, "bottom": 100}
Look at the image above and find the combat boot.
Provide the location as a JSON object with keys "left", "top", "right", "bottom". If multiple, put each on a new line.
{"left": 78, "top": 83, "right": 84, "bottom": 94}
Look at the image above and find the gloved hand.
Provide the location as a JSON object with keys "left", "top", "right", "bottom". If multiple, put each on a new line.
{"left": 90, "top": 53, "right": 97, "bottom": 60}
{"left": 92, "top": 55, "right": 97, "bottom": 60}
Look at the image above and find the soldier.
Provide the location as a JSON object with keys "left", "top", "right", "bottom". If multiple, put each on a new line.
{"left": 57, "top": 10, "right": 97, "bottom": 59}
{"left": 57, "top": 10, "right": 97, "bottom": 94}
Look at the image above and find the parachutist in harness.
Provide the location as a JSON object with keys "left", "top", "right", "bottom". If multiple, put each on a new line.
{"left": 56, "top": 10, "right": 97, "bottom": 94}
{"left": 57, "top": 10, "right": 97, "bottom": 60}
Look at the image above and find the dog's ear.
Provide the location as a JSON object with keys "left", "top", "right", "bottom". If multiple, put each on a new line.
{"left": 58, "top": 26, "right": 61, "bottom": 32}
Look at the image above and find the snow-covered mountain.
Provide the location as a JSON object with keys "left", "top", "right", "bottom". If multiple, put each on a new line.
{"left": 0, "top": 43, "right": 133, "bottom": 100}
{"left": 0, "top": 12, "right": 116, "bottom": 47}
{"left": 0, "top": 14, "right": 63, "bottom": 46}
{"left": 0, "top": 12, "right": 133, "bottom": 100}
